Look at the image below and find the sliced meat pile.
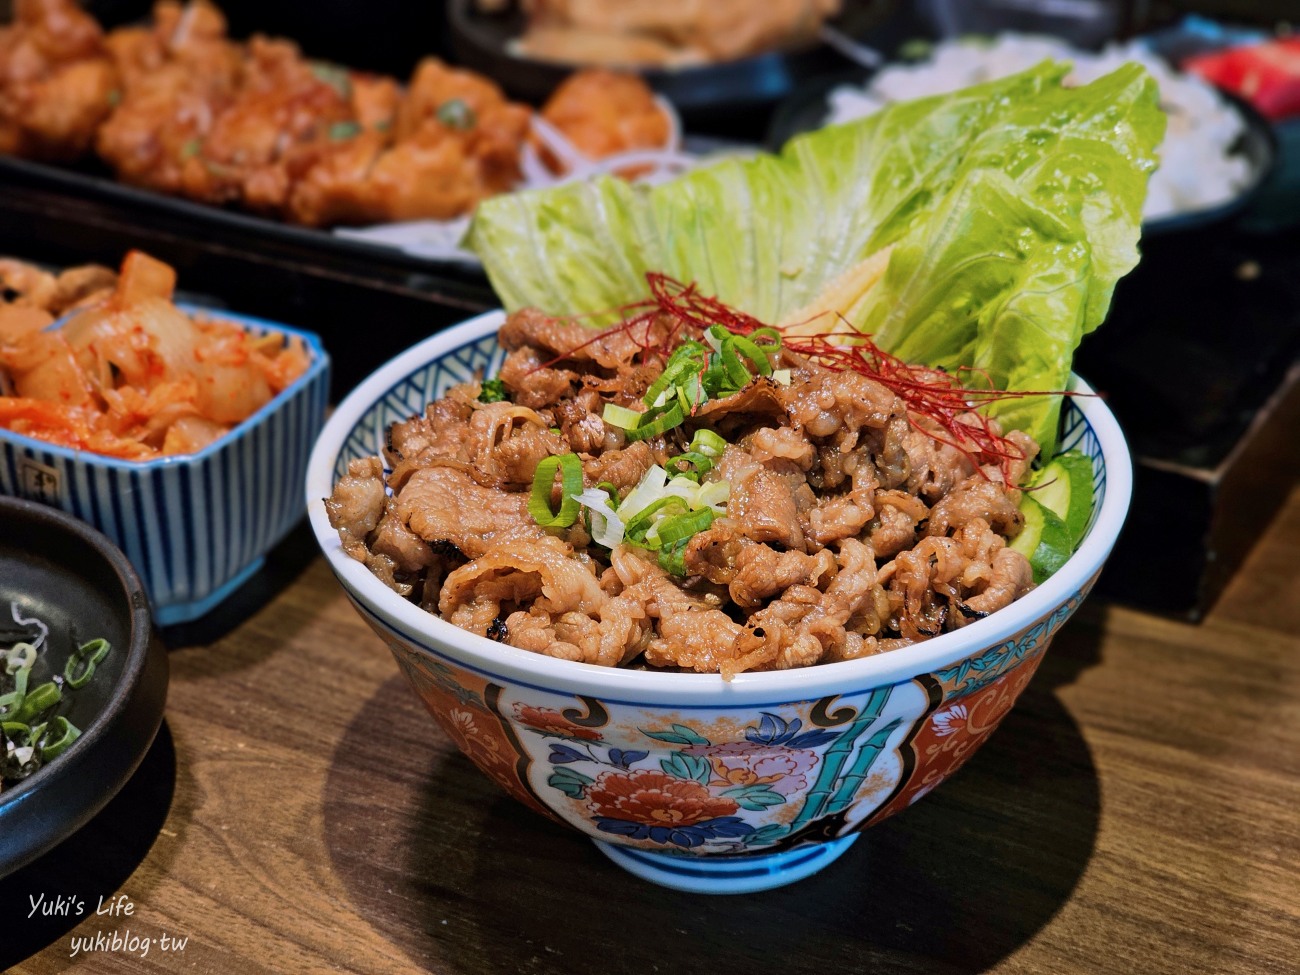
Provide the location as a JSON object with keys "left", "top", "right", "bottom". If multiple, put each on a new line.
{"left": 327, "top": 306, "right": 1039, "bottom": 678}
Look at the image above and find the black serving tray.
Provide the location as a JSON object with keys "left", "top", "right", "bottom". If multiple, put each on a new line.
{"left": 0, "top": 156, "right": 496, "bottom": 399}
{"left": 1075, "top": 227, "right": 1300, "bottom": 619}
{"left": 0, "top": 0, "right": 503, "bottom": 399}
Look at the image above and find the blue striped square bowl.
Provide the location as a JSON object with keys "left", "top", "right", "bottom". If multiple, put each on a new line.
{"left": 0, "top": 309, "right": 330, "bottom": 625}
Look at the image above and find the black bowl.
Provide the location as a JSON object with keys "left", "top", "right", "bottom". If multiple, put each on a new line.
{"left": 0, "top": 497, "right": 169, "bottom": 878}
{"left": 449, "top": 0, "right": 899, "bottom": 132}
{"left": 1140, "top": 93, "right": 1277, "bottom": 237}
{"left": 766, "top": 69, "right": 1277, "bottom": 237}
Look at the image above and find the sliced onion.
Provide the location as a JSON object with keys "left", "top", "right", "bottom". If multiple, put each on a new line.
{"left": 573, "top": 486, "right": 625, "bottom": 549}
{"left": 618, "top": 465, "right": 668, "bottom": 519}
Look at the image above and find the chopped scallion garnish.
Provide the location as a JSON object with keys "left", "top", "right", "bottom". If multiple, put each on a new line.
{"left": 437, "top": 98, "right": 476, "bottom": 130}
{"left": 528, "top": 453, "right": 585, "bottom": 530}
{"left": 652, "top": 507, "right": 716, "bottom": 547}
{"left": 478, "top": 378, "right": 509, "bottom": 403}
{"left": 689, "top": 429, "right": 727, "bottom": 457}
{"left": 601, "top": 403, "right": 644, "bottom": 430}
{"left": 566, "top": 449, "right": 731, "bottom": 576}
{"left": 1, "top": 603, "right": 108, "bottom": 787}
{"left": 625, "top": 402, "right": 684, "bottom": 441}
{"left": 65, "top": 638, "right": 111, "bottom": 689}
{"left": 328, "top": 120, "right": 361, "bottom": 142}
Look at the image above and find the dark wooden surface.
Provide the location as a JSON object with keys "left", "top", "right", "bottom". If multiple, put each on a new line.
{"left": 2, "top": 479, "right": 1298, "bottom": 974}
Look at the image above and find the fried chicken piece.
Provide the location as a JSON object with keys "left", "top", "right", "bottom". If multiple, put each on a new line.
{"left": 101, "top": 4, "right": 397, "bottom": 218}
{"left": 537, "top": 68, "right": 670, "bottom": 172}
{"left": 393, "top": 56, "right": 532, "bottom": 191}
{"left": 285, "top": 58, "right": 530, "bottom": 226}
{"left": 2, "top": 0, "right": 678, "bottom": 228}
{"left": 177, "top": 35, "right": 355, "bottom": 211}
{"left": 105, "top": 0, "right": 241, "bottom": 92}
{"left": 96, "top": 2, "right": 243, "bottom": 194}
{"left": 0, "top": 0, "right": 119, "bottom": 160}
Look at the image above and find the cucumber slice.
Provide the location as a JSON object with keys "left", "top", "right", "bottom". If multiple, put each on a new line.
{"left": 1011, "top": 494, "right": 1075, "bottom": 584}
{"left": 1030, "top": 451, "right": 1094, "bottom": 547}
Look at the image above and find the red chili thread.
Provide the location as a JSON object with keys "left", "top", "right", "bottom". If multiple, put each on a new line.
{"left": 531, "top": 273, "right": 1074, "bottom": 482}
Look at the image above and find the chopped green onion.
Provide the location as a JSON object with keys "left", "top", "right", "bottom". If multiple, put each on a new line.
{"left": 618, "top": 465, "right": 667, "bottom": 518}
{"left": 643, "top": 341, "right": 708, "bottom": 407}
{"left": 718, "top": 344, "right": 753, "bottom": 389}
{"left": 601, "top": 403, "right": 644, "bottom": 430}
{"left": 623, "top": 497, "right": 689, "bottom": 548}
{"left": 689, "top": 429, "right": 727, "bottom": 457}
{"left": 13, "top": 680, "right": 60, "bottom": 725}
{"left": 676, "top": 375, "right": 707, "bottom": 413}
{"left": 65, "top": 638, "right": 110, "bottom": 689}
{"left": 625, "top": 402, "right": 684, "bottom": 441}
{"left": 694, "top": 479, "right": 731, "bottom": 512}
{"left": 728, "top": 332, "right": 774, "bottom": 378}
{"left": 478, "top": 378, "right": 509, "bottom": 403}
{"left": 748, "top": 327, "right": 783, "bottom": 353}
{"left": 437, "top": 98, "right": 476, "bottom": 130}
{"left": 664, "top": 473, "right": 710, "bottom": 507}
{"left": 670, "top": 451, "right": 712, "bottom": 482}
{"left": 4, "top": 642, "right": 35, "bottom": 675}
{"left": 0, "top": 667, "right": 29, "bottom": 718}
{"left": 657, "top": 539, "right": 692, "bottom": 576}
{"left": 568, "top": 454, "right": 730, "bottom": 572}
{"left": 653, "top": 508, "right": 715, "bottom": 548}
{"left": 328, "top": 120, "right": 361, "bottom": 141}
{"left": 573, "top": 486, "right": 623, "bottom": 548}
{"left": 2, "top": 606, "right": 105, "bottom": 786}
{"left": 528, "top": 453, "right": 584, "bottom": 530}
{"left": 37, "top": 717, "right": 79, "bottom": 761}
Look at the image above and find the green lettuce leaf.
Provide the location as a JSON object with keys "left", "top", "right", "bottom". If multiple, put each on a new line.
{"left": 467, "top": 61, "right": 1164, "bottom": 450}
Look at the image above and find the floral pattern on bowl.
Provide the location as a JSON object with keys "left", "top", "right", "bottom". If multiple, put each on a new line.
{"left": 364, "top": 581, "right": 1087, "bottom": 863}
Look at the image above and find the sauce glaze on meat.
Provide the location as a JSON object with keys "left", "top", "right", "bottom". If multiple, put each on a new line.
{"left": 327, "top": 308, "right": 1039, "bottom": 678}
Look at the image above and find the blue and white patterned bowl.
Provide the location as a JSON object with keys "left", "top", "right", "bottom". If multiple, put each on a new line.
{"left": 1, "top": 308, "right": 330, "bottom": 626}
{"left": 307, "top": 310, "right": 1130, "bottom": 894}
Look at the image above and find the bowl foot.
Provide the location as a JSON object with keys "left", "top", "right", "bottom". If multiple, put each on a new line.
{"left": 592, "top": 834, "right": 859, "bottom": 894}
{"left": 153, "top": 557, "right": 265, "bottom": 627}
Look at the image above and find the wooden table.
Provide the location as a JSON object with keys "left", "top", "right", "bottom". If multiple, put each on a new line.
{"left": 4, "top": 485, "right": 1298, "bottom": 975}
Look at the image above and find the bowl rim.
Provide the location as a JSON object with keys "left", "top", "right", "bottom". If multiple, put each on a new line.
{"left": 766, "top": 67, "right": 1278, "bottom": 237}
{"left": 307, "top": 309, "right": 1132, "bottom": 704}
{"left": 0, "top": 494, "right": 167, "bottom": 874}
{"left": 0, "top": 305, "right": 330, "bottom": 470}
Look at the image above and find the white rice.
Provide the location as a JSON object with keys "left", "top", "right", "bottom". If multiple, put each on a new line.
{"left": 825, "top": 34, "right": 1255, "bottom": 221}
